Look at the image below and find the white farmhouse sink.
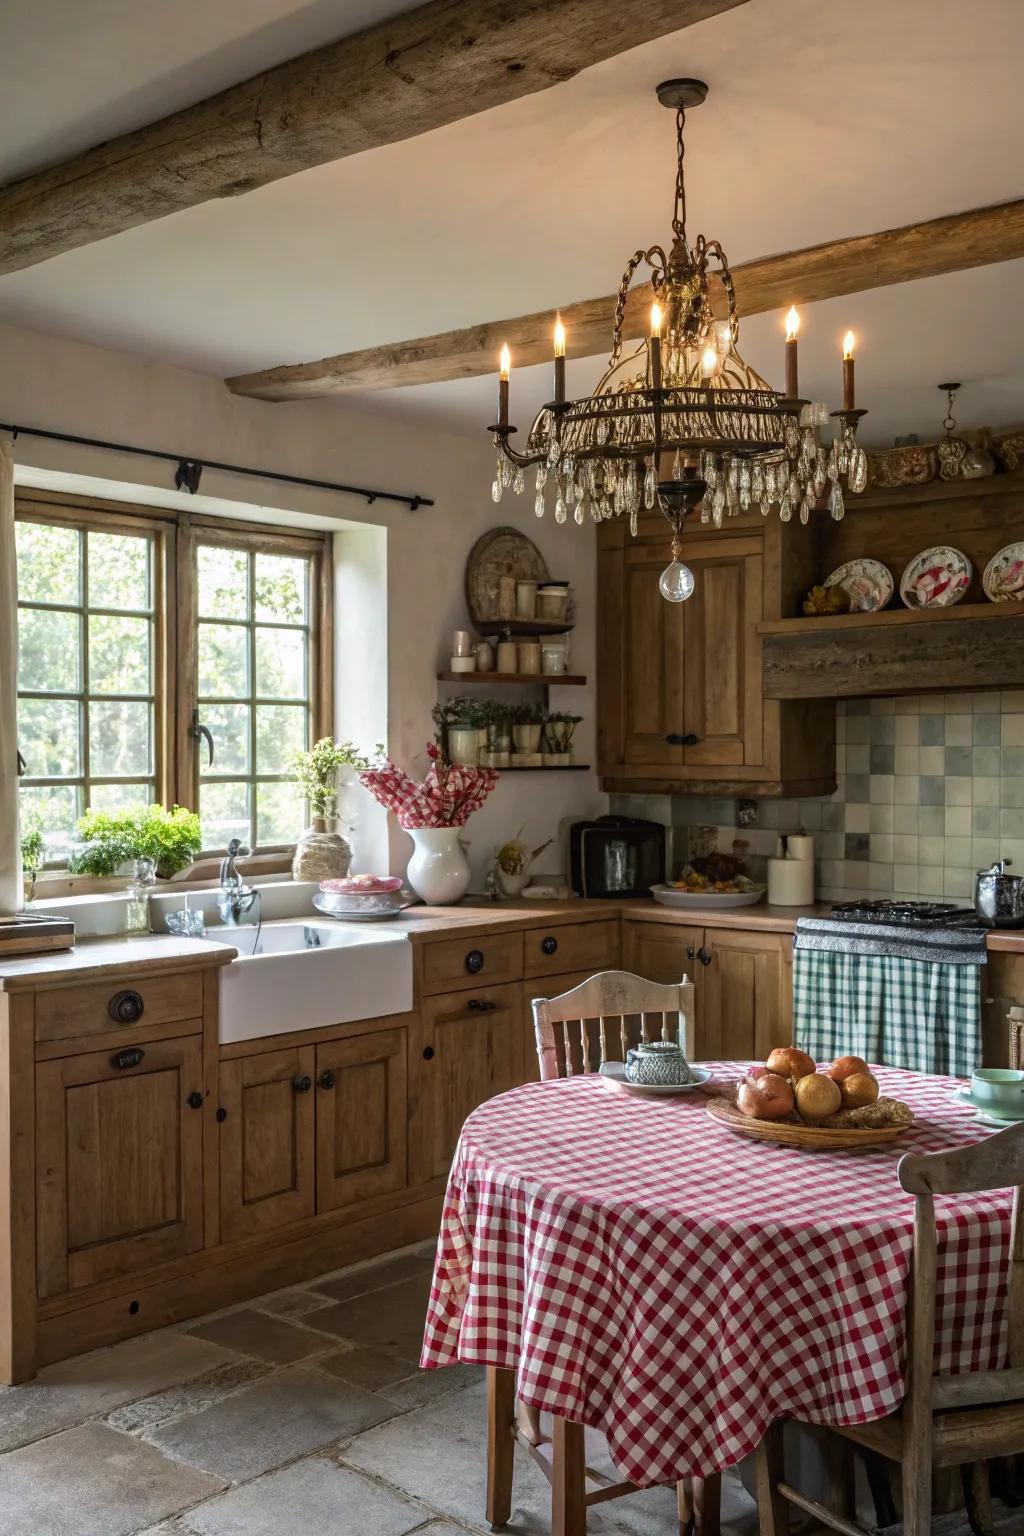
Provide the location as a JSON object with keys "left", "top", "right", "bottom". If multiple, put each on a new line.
{"left": 204, "top": 921, "right": 413, "bottom": 1044}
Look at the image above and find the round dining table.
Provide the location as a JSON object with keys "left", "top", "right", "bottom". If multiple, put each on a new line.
{"left": 420, "top": 1063, "right": 1015, "bottom": 1487}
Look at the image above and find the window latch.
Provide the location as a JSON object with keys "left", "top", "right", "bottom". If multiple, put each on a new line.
{"left": 189, "top": 710, "right": 214, "bottom": 769}
{"left": 16, "top": 750, "right": 26, "bottom": 777}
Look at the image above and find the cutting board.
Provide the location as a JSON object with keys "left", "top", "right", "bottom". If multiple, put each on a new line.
{"left": 0, "top": 914, "right": 76, "bottom": 956}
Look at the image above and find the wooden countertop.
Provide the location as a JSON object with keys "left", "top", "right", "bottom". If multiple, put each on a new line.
{"left": 0, "top": 934, "right": 237, "bottom": 992}
{"left": 4, "top": 899, "right": 1022, "bottom": 986}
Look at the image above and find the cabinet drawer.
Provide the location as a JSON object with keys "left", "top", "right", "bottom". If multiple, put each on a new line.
{"left": 421, "top": 931, "right": 523, "bottom": 993}
{"left": 523, "top": 919, "right": 620, "bottom": 979}
{"left": 35, "top": 971, "right": 205, "bottom": 1045}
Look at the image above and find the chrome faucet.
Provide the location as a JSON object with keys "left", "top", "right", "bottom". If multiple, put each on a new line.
{"left": 217, "top": 839, "right": 258, "bottom": 926}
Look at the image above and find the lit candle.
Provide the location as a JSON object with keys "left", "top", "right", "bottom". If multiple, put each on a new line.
{"left": 784, "top": 306, "right": 799, "bottom": 398}
{"left": 553, "top": 315, "right": 566, "bottom": 405}
{"left": 650, "top": 301, "right": 663, "bottom": 393}
{"left": 498, "top": 342, "right": 510, "bottom": 428}
{"left": 842, "top": 330, "right": 856, "bottom": 410}
{"left": 701, "top": 343, "right": 718, "bottom": 380}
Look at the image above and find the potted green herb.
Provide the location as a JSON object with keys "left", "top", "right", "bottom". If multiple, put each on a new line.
{"left": 511, "top": 701, "right": 544, "bottom": 754}
{"left": 493, "top": 833, "right": 553, "bottom": 897}
{"left": 70, "top": 804, "right": 201, "bottom": 879}
{"left": 290, "top": 738, "right": 375, "bottom": 882}
{"left": 20, "top": 816, "right": 43, "bottom": 903}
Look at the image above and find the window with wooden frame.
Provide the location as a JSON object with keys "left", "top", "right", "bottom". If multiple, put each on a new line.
{"left": 14, "top": 494, "right": 332, "bottom": 868}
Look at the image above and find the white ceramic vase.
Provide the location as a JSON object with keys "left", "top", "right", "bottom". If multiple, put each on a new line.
{"left": 406, "top": 827, "right": 471, "bottom": 905}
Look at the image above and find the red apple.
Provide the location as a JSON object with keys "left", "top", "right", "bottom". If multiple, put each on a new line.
{"left": 737, "top": 1072, "right": 794, "bottom": 1121}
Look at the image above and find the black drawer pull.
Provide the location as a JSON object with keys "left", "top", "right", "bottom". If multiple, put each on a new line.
{"left": 686, "top": 945, "right": 695, "bottom": 961}
{"left": 464, "top": 949, "right": 485, "bottom": 974}
{"left": 292, "top": 1074, "right": 312, "bottom": 1093}
{"left": 187, "top": 1091, "right": 203, "bottom": 1110}
{"left": 319, "top": 1071, "right": 336, "bottom": 1090}
{"left": 112, "top": 1047, "right": 144, "bottom": 1071}
{"left": 422, "top": 1046, "right": 435, "bottom": 1061}
{"left": 697, "top": 946, "right": 712, "bottom": 966}
{"left": 108, "top": 989, "right": 144, "bottom": 1024}
{"left": 541, "top": 936, "right": 558, "bottom": 956}
{"left": 467, "top": 999, "right": 497, "bottom": 1012}
{"left": 216, "top": 1106, "right": 227, "bottom": 1123}
{"left": 665, "top": 732, "right": 700, "bottom": 747}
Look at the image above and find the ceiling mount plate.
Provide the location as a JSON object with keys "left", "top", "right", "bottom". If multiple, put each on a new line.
{"left": 656, "top": 78, "right": 709, "bottom": 110}
{"left": 938, "top": 381, "right": 962, "bottom": 392}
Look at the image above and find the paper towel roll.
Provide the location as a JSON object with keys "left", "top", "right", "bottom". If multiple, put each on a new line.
{"left": 767, "top": 856, "right": 814, "bottom": 906}
{"left": 786, "top": 835, "right": 815, "bottom": 863}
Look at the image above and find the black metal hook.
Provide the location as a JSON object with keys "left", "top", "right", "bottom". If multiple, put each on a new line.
{"left": 175, "top": 459, "right": 203, "bottom": 494}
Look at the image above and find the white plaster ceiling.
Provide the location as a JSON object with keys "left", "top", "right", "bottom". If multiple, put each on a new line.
{"left": 0, "top": 0, "right": 1022, "bottom": 449}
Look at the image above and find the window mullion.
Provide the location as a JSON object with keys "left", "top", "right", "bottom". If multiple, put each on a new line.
{"left": 249, "top": 550, "right": 258, "bottom": 848}
{"left": 80, "top": 530, "right": 90, "bottom": 817}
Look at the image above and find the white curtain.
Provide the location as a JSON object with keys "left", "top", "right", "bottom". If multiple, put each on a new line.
{"left": 0, "top": 441, "right": 22, "bottom": 912}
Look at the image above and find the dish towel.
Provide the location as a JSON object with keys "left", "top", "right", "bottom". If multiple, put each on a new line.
{"left": 793, "top": 918, "right": 986, "bottom": 1079}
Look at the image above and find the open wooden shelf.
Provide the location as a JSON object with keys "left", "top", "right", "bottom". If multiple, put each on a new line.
{"left": 758, "top": 602, "right": 1024, "bottom": 638}
{"left": 437, "top": 671, "right": 587, "bottom": 685}
{"left": 469, "top": 618, "right": 574, "bottom": 636}
{"left": 497, "top": 764, "right": 590, "bottom": 772}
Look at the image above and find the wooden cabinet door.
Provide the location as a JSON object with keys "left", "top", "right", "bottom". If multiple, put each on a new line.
{"left": 416, "top": 982, "right": 522, "bottom": 1181}
{"left": 682, "top": 543, "right": 763, "bottom": 768}
{"left": 219, "top": 1044, "right": 315, "bottom": 1242}
{"left": 36, "top": 1036, "right": 205, "bottom": 1298}
{"left": 699, "top": 929, "right": 793, "bottom": 1061}
{"left": 622, "top": 920, "right": 702, "bottom": 984}
{"left": 621, "top": 548, "right": 686, "bottom": 766}
{"left": 315, "top": 1028, "right": 407, "bottom": 1214}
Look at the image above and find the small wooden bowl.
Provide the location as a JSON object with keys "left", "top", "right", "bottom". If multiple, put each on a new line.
{"left": 706, "top": 1098, "right": 912, "bottom": 1150}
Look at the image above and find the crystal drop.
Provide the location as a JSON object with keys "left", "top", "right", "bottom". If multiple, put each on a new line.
{"left": 727, "top": 461, "right": 739, "bottom": 493}
{"left": 659, "top": 561, "right": 695, "bottom": 603}
{"left": 555, "top": 494, "right": 567, "bottom": 524}
{"left": 491, "top": 478, "right": 502, "bottom": 503}
{"left": 799, "top": 496, "right": 811, "bottom": 525}
{"left": 849, "top": 446, "right": 868, "bottom": 494}
{"left": 547, "top": 437, "right": 561, "bottom": 467}
{"left": 704, "top": 457, "right": 718, "bottom": 489}
{"left": 672, "top": 448, "right": 683, "bottom": 480}
{"left": 513, "top": 466, "right": 525, "bottom": 495}
{"left": 779, "top": 500, "right": 792, "bottom": 523}
{"left": 534, "top": 491, "right": 545, "bottom": 517}
{"left": 738, "top": 462, "right": 751, "bottom": 510}
{"left": 605, "top": 461, "right": 618, "bottom": 492}
{"left": 574, "top": 502, "right": 585, "bottom": 525}
{"left": 629, "top": 505, "right": 638, "bottom": 537}
{"left": 787, "top": 472, "right": 801, "bottom": 506}
{"left": 764, "top": 463, "right": 777, "bottom": 500}
{"left": 759, "top": 500, "right": 771, "bottom": 518}
{"left": 785, "top": 420, "right": 800, "bottom": 456}
{"left": 562, "top": 456, "right": 575, "bottom": 485}
{"left": 829, "top": 481, "right": 845, "bottom": 521}
{"left": 501, "top": 457, "right": 513, "bottom": 488}
{"left": 536, "top": 465, "right": 548, "bottom": 490}
{"left": 751, "top": 460, "right": 765, "bottom": 500}
{"left": 597, "top": 418, "right": 609, "bottom": 445}
{"left": 614, "top": 477, "right": 625, "bottom": 517}
{"left": 644, "top": 462, "right": 657, "bottom": 509}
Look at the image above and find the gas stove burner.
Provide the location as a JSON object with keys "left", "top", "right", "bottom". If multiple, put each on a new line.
{"left": 830, "top": 899, "right": 979, "bottom": 929}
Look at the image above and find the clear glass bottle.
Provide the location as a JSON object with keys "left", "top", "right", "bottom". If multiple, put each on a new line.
{"left": 125, "top": 856, "right": 157, "bottom": 935}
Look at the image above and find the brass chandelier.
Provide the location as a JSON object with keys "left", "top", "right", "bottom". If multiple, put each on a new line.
{"left": 488, "top": 79, "right": 868, "bottom": 601}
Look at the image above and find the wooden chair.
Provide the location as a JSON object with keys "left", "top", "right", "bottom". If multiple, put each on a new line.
{"left": 754, "top": 1119, "right": 1024, "bottom": 1536}
{"left": 487, "top": 968, "right": 716, "bottom": 1536}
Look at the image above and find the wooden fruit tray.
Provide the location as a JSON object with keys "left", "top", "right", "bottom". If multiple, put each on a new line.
{"left": 706, "top": 1097, "right": 913, "bottom": 1150}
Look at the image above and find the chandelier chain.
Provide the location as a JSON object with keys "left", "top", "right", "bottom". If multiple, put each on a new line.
{"left": 672, "top": 107, "right": 687, "bottom": 243}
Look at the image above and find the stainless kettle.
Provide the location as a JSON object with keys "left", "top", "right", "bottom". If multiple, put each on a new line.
{"left": 974, "top": 859, "right": 1024, "bottom": 929}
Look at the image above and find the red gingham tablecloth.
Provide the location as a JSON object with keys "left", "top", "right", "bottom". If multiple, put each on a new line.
{"left": 420, "top": 1064, "right": 1014, "bottom": 1486}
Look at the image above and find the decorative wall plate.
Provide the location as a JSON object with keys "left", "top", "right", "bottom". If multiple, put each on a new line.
{"left": 465, "top": 527, "right": 550, "bottom": 627}
{"left": 899, "top": 546, "right": 972, "bottom": 609}
{"left": 824, "top": 559, "right": 893, "bottom": 613}
{"left": 983, "top": 543, "right": 1024, "bottom": 603}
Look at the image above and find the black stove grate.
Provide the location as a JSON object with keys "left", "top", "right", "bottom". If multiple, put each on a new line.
{"left": 829, "top": 899, "right": 978, "bottom": 928}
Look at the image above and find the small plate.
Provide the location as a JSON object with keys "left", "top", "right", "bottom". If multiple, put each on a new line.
{"left": 599, "top": 1062, "right": 713, "bottom": 1098}
{"left": 900, "top": 546, "right": 972, "bottom": 609}
{"left": 983, "top": 543, "right": 1024, "bottom": 603}
{"left": 824, "top": 559, "right": 893, "bottom": 613}
{"left": 312, "top": 893, "right": 416, "bottom": 922}
{"left": 953, "top": 1086, "right": 1024, "bottom": 1127}
{"left": 651, "top": 883, "right": 766, "bottom": 910}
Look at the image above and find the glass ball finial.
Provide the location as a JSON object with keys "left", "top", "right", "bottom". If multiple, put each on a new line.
{"left": 659, "top": 560, "right": 694, "bottom": 602}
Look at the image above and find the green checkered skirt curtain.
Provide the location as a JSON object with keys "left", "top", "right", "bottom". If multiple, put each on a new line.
{"left": 793, "top": 947, "right": 982, "bottom": 1079}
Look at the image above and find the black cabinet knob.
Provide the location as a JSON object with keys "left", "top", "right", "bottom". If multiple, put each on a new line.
{"left": 319, "top": 1071, "right": 336, "bottom": 1090}
{"left": 467, "top": 999, "right": 497, "bottom": 1012}
{"left": 111, "top": 1047, "right": 144, "bottom": 1071}
{"left": 108, "top": 989, "right": 144, "bottom": 1024}
{"left": 541, "top": 936, "right": 558, "bottom": 956}
{"left": 292, "top": 1074, "right": 312, "bottom": 1093}
{"left": 686, "top": 945, "right": 695, "bottom": 961}
{"left": 216, "top": 1106, "right": 227, "bottom": 1123}
{"left": 697, "top": 946, "right": 712, "bottom": 966}
{"left": 187, "top": 1091, "right": 203, "bottom": 1110}
{"left": 665, "top": 732, "right": 700, "bottom": 747}
{"left": 464, "top": 949, "right": 485, "bottom": 974}
{"left": 422, "top": 1046, "right": 435, "bottom": 1061}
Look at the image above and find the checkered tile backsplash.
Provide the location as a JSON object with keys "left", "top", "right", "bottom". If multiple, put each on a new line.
{"left": 611, "top": 690, "right": 1024, "bottom": 903}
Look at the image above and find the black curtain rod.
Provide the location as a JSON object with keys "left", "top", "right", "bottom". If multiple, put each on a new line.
{"left": 0, "top": 420, "right": 433, "bottom": 510}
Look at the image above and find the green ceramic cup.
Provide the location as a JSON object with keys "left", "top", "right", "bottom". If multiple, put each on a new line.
{"left": 970, "top": 1067, "right": 1024, "bottom": 1119}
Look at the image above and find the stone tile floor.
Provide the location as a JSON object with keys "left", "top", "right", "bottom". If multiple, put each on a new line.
{"left": 0, "top": 1241, "right": 765, "bottom": 1536}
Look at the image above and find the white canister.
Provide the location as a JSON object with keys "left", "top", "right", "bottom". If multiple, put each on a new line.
{"left": 496, "top": 639, "right": 518, "bottom": 673}
{"left": 516, "top": 580, "right": 537, "bottom": 620}
{"left": 452, "top": 629, "right": 474, "bottom": 658}
{"left": 786, "top": 835, "right": 815, "bottom": 863}
{"left": 541, "top": 643, "right": 567, "bottom": 675}
{"left": 767, "top": 857, "right": 815, "bottom": 906}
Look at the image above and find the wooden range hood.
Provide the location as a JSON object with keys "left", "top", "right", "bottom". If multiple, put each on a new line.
{"left": 760, "top": 473, "right": 1024, "bottom": 701}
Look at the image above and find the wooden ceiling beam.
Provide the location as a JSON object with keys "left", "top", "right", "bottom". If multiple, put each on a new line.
{"left": 0, "top": 0, "right": 747, "bottom": 275}
{"left": 224, "top": 199, "right": 1024, "bottom": 400}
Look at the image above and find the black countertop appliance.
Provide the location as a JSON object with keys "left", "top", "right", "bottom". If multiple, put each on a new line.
{"left": 570, "top": 815, "right": 666, "bottom": 898}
